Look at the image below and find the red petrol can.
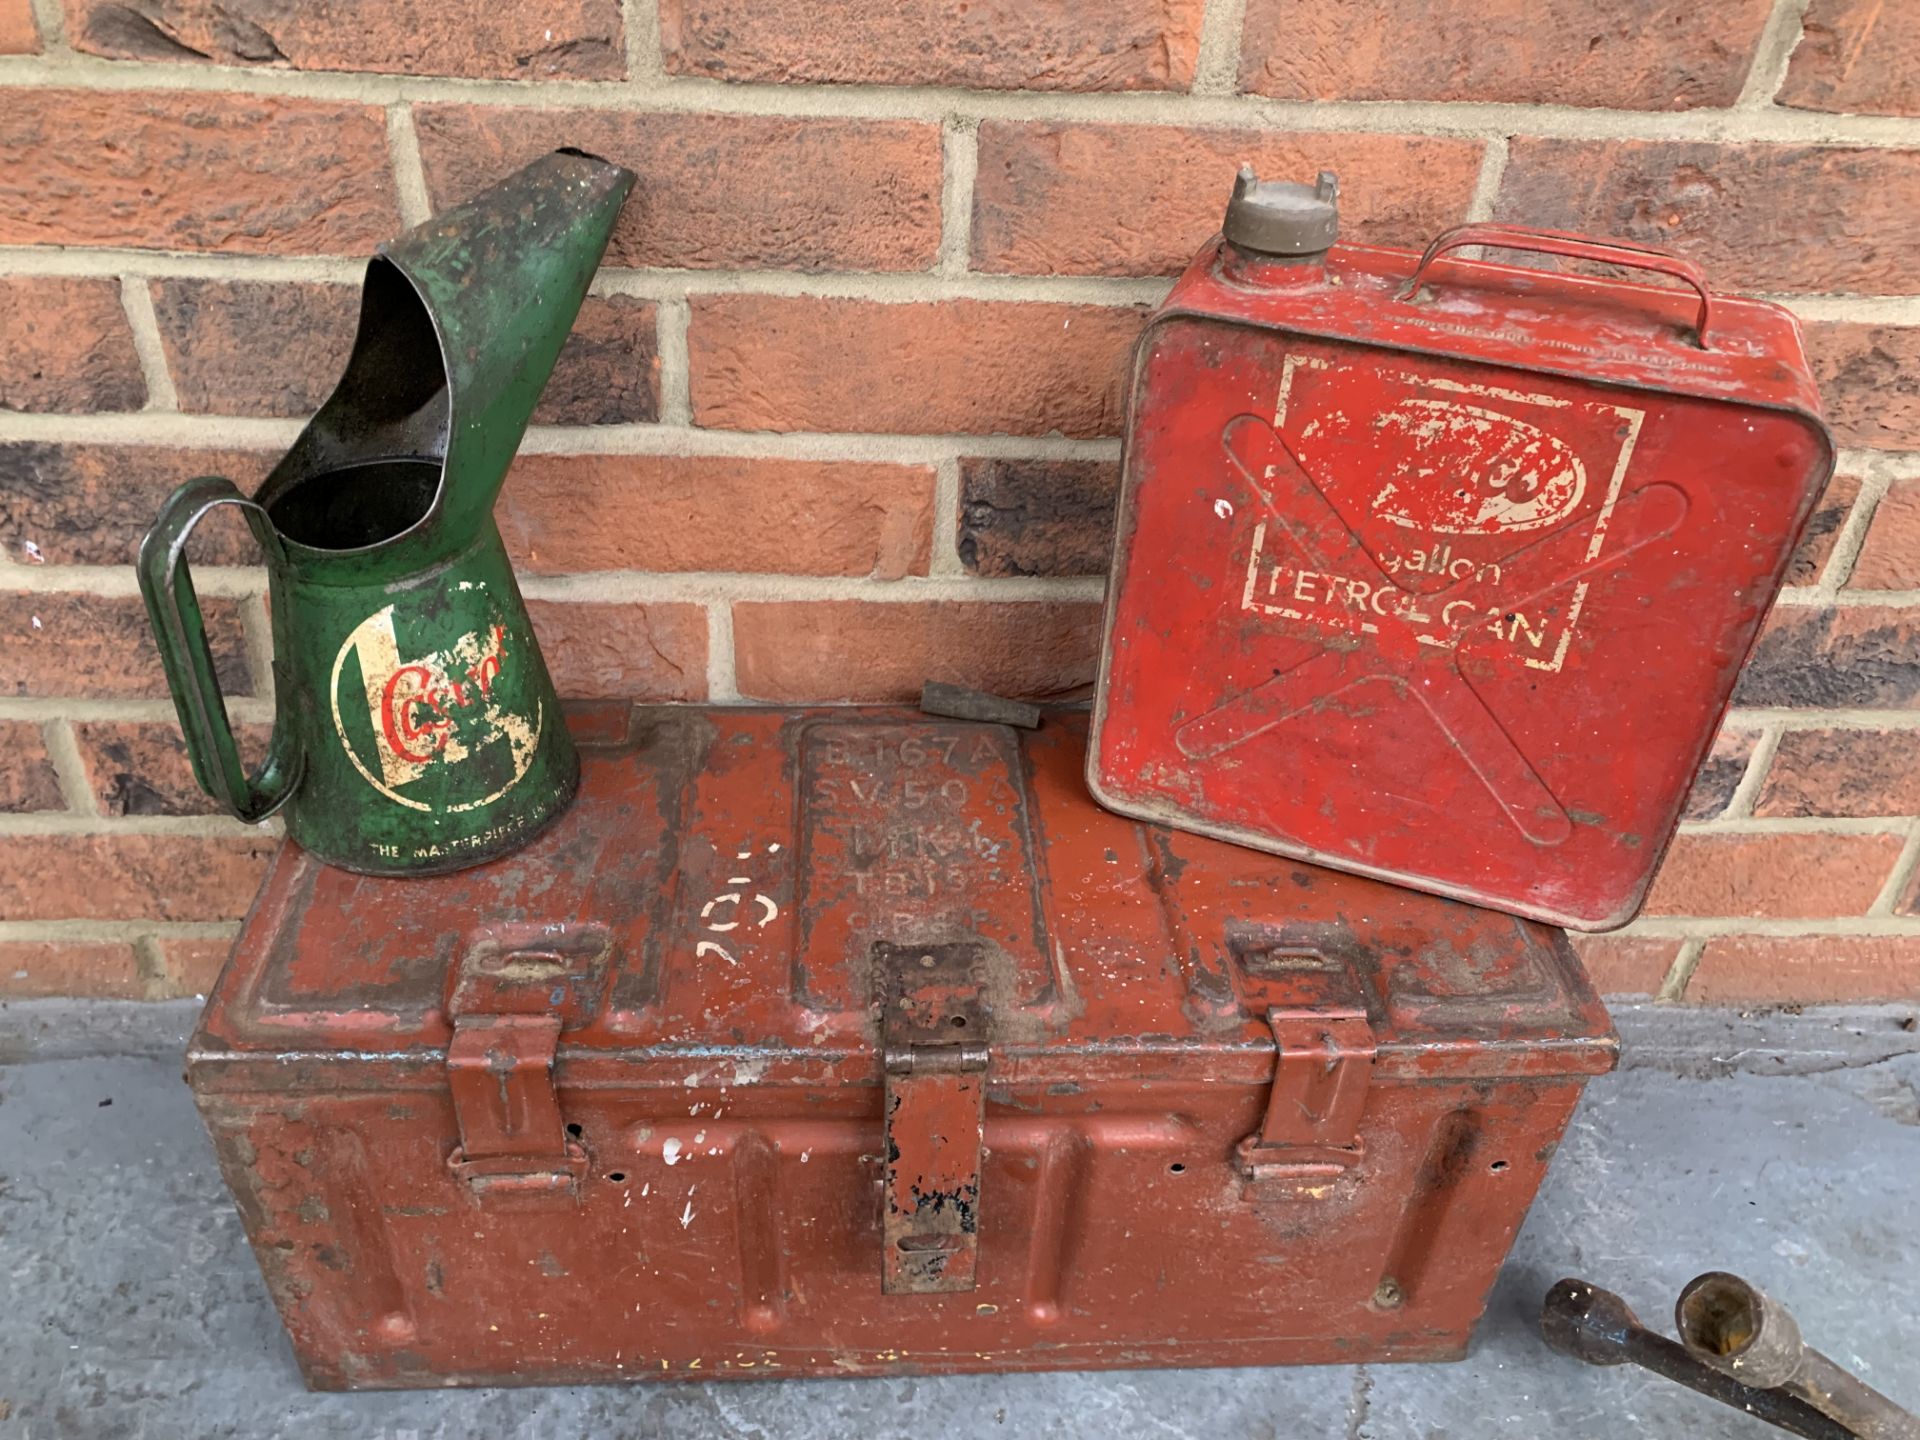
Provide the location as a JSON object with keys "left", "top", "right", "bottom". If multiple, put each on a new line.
{"left": 1088, "top": 172, "right": 1834, "bottom": 930}
{"left": 190, "top": 704, "right": 1614, "bottom": 1389}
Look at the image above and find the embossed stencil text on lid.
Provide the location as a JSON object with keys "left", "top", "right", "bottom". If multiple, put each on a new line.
{"left": 791, "top": 720, "right": 1053, "bottom": 1014}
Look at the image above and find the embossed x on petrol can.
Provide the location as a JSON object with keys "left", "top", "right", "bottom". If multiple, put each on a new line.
{"left": 1088, "top": 170, "right": 1835, "bottom": 931}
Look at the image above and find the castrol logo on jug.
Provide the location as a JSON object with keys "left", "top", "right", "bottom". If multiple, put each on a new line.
{"left": 1236, "top": 354, "right": 1649, "bottom": 673}
{"left": 328, "top": 595, "right": 542, "bottom": 812}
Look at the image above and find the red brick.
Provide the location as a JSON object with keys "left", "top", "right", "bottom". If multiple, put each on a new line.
{"left": 415, "top": 106, "right": 940, "bottom": 273}
{"left": 1850, "top": 477, "right": 1920, "bottom": 589}
{"left": 1681, "top": 727, "right": 1757, "bottom": 822}
{"left": 1787, "top": 474, "right": 1861, "bottom": 587}
{"left": 527, "top": 601, "right": 708, "bottom": 702}
{"left": 0, "top": 834, "right": 276, "bottom": 921}
{"left": 733, "top": 599, "right": 1102, "bottom": 702}
{"left": 153, "top": 279, "right": 356, "bottom": 419}
{"left": 1781, "top": 0, "right": 1920, "bottom": 117}
{"left": 1496, "top": 140, "right": 1920, "bottom": 295}
{"left": 0, "top": 442, "right": 270, "bottom": 567}
{"left": 530, "top": 296, "right": 663, "bottom": 427}
{"left": 0, "top": 721, "right": 63, "bottom": 812}
{"left": 1645, "top": 832, "right": 1903, "bottom": 917}
{"left": 1756, "top": 728, "right": 1920, "bottom": 818}
{"left": 0, "top": 278, "right": 146, "bottom": 414}
{"left": 0, "top": 90, "right": 397, "bottom": 256}
{"left": 1568, "top": 936, "right": 1681, "bottom": 997}
{"left": 1687, "top": 936, "right": 1920, "bottom": 1004}
{"left": 1733, "top": 605, "right": 1920, "bottom": 709}
{"left": 72, "top": 719, "right": 273, "bottom": 817}
{"left": 152, "top": 280, "right": 660, "bottom": 425}
{"left": 0, "top": 592, "right": 253, "bottom": 700}
{"left": 690, "top": 296, "right": 1146, "bottom": 438}
{"left": 1240, "top": 0, "right": 1769, "bottom": 108}
{"left": 1806, "top": 324, "right": 1920, "bottom": 451}
{"left": 957, "top": 457, "right": 1119, "bottom": 577}
{"left": 973, "top": 124, "right": 1482, "bottom": 277}
{"left": 0, "top": 0, "right": 39, "bottom": 51}
{"left": 0, "top": 941, "right": 144, "bottom": 999}
{"left": 154, "top": 935, "right": 233, "bottom": 997}
{"left": 500, "top": 455, "right": 934, "bottom": 578}
{"left": 661, "top": 0, "right": 1202, "bottom": 90}
{"left": 63, "top": 0, "right": 623, "bottom": 79}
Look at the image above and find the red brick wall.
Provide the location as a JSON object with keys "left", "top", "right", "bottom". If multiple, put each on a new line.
{"left": 2, "top": 0, "right": 1918, "bottom": 1004}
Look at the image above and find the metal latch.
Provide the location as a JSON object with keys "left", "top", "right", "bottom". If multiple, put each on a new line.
{"left": 446, "top": 1014, "right": 588, "bottom": 1204}
{"left": 443, "top": 924, "right": 609, "bottom": 1206}
{"left": 878, "top": 942, "right": 988, "bottom": 1295}
{"left": 1230, "top": 936, "right": 1377, "bottom": 1193}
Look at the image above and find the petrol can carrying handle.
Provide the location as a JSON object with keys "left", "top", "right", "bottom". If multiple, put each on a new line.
{"left": 136, "top": 475, "right": 303, "bottom": 824}
{"left": 1399, "top": 222, "right": 1715, "bottom": 348}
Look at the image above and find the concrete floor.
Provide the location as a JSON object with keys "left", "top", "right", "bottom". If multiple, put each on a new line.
{"left": 1, "top": 1001, "right": 1917, "bottom": 1440}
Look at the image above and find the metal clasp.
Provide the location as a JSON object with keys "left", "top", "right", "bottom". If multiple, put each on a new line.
{"left": 878, "top": 942, "right": 989, "bottom": 1295}
{"left": 1230, "top": 937, "right": 1377, "bottom": 1194}
{"left": 445, "top": 1014, "right": 588, "bottom": 1205}
{"left": 442, "top": 924, "right": 611, "bottom": 1207}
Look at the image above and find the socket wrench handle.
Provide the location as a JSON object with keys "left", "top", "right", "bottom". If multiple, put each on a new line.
{"left": 1678, "top": 1272, "right": 1920, "bottom": 1440}
{"left": 1543, "top": 1279, "right": 1852, "bottom": 1440}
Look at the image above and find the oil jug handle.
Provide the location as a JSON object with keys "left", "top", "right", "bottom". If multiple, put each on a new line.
{"left": 136, "top": 476, "right": 304, "bottom": 824}
{"left": 1398, "top": 222, "right": 1715, "bottom": 349}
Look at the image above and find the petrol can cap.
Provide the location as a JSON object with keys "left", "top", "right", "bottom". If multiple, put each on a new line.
{"left": 1223, "top": 166, "right": 1339, "bottom": 257}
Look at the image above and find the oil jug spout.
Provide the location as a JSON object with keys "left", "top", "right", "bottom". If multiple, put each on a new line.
{"left": 377, "top": 148, "right": 634, "bottom": 534}
{"left": 260, "top": 148, "right": 635, "bottom": 570}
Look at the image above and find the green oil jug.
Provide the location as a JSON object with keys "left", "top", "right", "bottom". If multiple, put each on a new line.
{"left": 138, "top": 149, "right": 634, "bottom": 875}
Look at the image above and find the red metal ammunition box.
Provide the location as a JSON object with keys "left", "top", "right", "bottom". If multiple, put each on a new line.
{"left": 1089, "top": 209, "right": 1833, "bottom": 931}
{"left": 191, "top": 706, "right": 1614, "bottom": 1391}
